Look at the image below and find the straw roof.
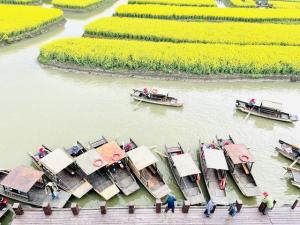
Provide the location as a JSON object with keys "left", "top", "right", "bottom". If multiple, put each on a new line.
{"left": 127, "top": 146, "right": 158, "bottom": 170}
{"left": 172, "top": 153, "right": 200, "bottom": 177}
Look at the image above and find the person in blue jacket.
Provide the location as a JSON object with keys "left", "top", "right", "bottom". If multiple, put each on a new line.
{"left": 163, "top": 194, "right": 176, "bottom": 213}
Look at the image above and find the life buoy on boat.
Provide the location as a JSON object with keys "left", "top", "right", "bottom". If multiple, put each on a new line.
{"left": 239, "top": 154, "right": 249, "bottom": 163}
{"left": 112, "top": 153, "right": 121, "bottom": 161}
{"left": 93, "top": 159, "right": 103, "bottom": 167}
{"left": 219, "top": 178, "right": 226, "bottom": 190}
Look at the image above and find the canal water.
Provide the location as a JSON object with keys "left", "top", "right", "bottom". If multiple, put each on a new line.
{"left": 0, "top": 1, "right": 299, "bottom": 217}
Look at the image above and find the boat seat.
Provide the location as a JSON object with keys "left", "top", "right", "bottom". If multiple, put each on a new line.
{"left": 242, "top": 164, "right": 250, "bottom": 175}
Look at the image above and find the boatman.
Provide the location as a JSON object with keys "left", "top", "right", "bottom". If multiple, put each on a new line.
{"left": 0, "top": 197, "right": 8, "bottom": 210}
{"left": 260, "top": 192, "right": 274, "bottom": 215}
{"left": 248, "top": 98, "right": 256, "bottom": 108}
{"left": 46, "top": 182, "right": 60, "bottom": 200}
{"left": 163, "top": 194, "right": 176, "bottom": 213}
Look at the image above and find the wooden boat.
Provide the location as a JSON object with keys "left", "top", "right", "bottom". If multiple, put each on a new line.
{"left": 284, "top": 167, "right": 300, "bottom": 188}
{"left": 216, "top": 136, "right": 260, "bottom": 197}
{"left": 127, "top": 146, "right": 171, "bottom": 199}
{"left": 275, "top": 140, "right": 300, "bottom": 165}
{"left": 0, "top": 200, "right": 9, "bottom": 219}
{"left": 165, "top": 143, "right": 205, "bottom": 205}
{"left": 0, "top": 166, "right": 71, "bottom": 208}
{"left": 88, "top": 136, "right": 108, "bottom": 149}
{"left": 236, "top": 100, "right": 298, "bottom": 123}
{"left": 28, "top": 147, "right": 92, "bottom": 198}
{"left": 96, "top": 141, "right": 140, "bottom": 196}
{"left": 199, "top": 141, "right": 229, "bottom": 205}
{"left": 120, "top": 138, "right": 138, "bottom": 152}
{"left": 65, "top": 141, "right": 88, "bottom": 157}
{"left": 130, "top": 89, "right": 183, "bottom": 107}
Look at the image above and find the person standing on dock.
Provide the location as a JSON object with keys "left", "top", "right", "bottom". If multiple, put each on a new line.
{"left": 204, "top": 199, "right": 216, "bottom": 217}
{"left": 163, "top": 194, "right": 176, "bottom": 213}
{"left": 259, "top": 192, "right": 274, "bottom": 215}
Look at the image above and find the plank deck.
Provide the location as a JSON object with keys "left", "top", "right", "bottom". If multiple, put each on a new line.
{"left": 11, "top": 206, "right": 299, "bottom": 225}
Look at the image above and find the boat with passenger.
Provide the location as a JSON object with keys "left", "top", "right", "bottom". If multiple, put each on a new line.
{"left": 275, "top": 140, "right": 300, "bottom": 165}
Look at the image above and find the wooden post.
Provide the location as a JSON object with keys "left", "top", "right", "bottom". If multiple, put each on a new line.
{"left": 271, "top": 200, "right": 277, "bottom": 210}
{"left": 71, "top": 202, "right": 80, "bottom": 215}
{"left": 12, "top": 203, "right": 24, "bottom": 215}
{"left": 236, "top": 200, "right": 243, "bottom": 213}
{"left": 42, "top": 202, "right": 52, "bottom": 216}
{"left": 128, "top": 202, "right": 134, "bottom": 214}
{"left": 291, "top": 199, "right": 298, "bottom": 210}
{"left": 155, "top": 199, "right": 162, "bottom": 213}
{"left": 100, "top": 201, "right": 107, "bottom": 214}
{"left": 182, "top": 201, "right": 190, "bottom": 213}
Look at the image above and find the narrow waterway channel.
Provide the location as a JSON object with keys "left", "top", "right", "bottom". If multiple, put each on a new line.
{"left": 0, "top": 1, "right": 299, "bottom": 218}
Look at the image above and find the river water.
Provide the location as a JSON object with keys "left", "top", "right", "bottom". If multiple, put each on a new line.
{"left": 0, "top": 1, "right": 299, "bottom": 214}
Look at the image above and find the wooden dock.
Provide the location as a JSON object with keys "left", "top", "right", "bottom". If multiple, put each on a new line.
{"left": 11, "top": 205, "right": 299, "bottom": 225}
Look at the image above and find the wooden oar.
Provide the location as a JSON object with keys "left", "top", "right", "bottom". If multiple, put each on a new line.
{"left": 133, "top": 100, "right": 143, "bottom": 110}
{"left": 282, "top": 158, "right": 299, "bottom": 175}
{"left": 148, "top": 145, "right": 167, "bottom": 158}
{"left": 244, "top": 109, "right": 252, "bottom": 121}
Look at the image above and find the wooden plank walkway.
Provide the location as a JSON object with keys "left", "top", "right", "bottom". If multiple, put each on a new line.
{"left": 11, "top": 206, "right": 299, "bottom": 225}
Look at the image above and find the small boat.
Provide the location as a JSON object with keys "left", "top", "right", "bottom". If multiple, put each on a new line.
{"left": 65, "top": 141, "right": 88, "bottom": 157}
{"left": 275, "top": 140, "right": 300, "bottom": 165}
{"left": 199, "top": 141, "right": 229, "bottom": 205}
{"left": 0, "top": 199, "right": 9, "bottom": 219}
{"left": 236, "top": 100, "right": 298, "bottom": 123}
{"left": 96, "top": 141, "right": 140, "bottom": 196}
{"left": 28, "top": 147, "right": 93, "bottom": 198}
{"left": 127, "top": 145, "right": 171, "bottom": 199}
{"left": 165, "top": 143, "right": 205, "bottom": 205}
{"left": 284, "top": 167, "right": 300, "bottom": 188}
{"left": 0, "top": 165, "right": 71, "bottom": 208}
{"left": 130, "top": 89, "right": 183, "bottom": 107}
{"left": 120, "top": 138, "right": 138, "bottom": 152}
{"left": 216, "top": 136, "right": 260, "bottom": 197}
{"left": 88, "top": 136, "right": 108, "bottom": 149}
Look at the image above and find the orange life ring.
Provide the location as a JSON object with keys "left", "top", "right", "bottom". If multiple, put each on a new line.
{"left": 219, "top": 178, "right": 226, "bottom": 190}
{"left": 112, "top": 153, "right": 121, "bottom": 161}
{"left": 239, "top": 154, "right": 249, "bottom": 163}
{"left": 93, "top": 159, "right": 103, "bottom": 167}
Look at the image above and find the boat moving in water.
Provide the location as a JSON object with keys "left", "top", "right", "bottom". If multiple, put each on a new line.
{"left": 0, "top": 166, "right": 71, "bottom": 208}
{"left": 217, "top": 136, "right": 260, "bottom": 197}
{"left": 165, "top": 143, "right": 205, "bottom": 205}
{"left": 127, "top": 146, "right": 171, "bottom": 199}
{"left": 236, "top": 100, "right": 298, "bottom": 123}
{"left": 130, "top": 89, "right": 183, "bottom": 107}
{"left": 199, "top": 141, "right": 229, "bottom": 205}
{"left": 275, "top": 140, "right": 300, "bottom": 165}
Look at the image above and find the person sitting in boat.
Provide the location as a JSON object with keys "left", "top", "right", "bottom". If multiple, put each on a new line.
{"left": 248, "top": 98, "right": 256, "bottom": 108}
{"left": 37, "top": 147, "right": 46, "bottom": 159}
{"left": 0, "top": 197, "right": 8, "bottom": 210}
{"left": 295, "top": 148, "right": 300, "bottom": 158}
{"left": 209, "top": 142, "right": 216, "bottom": 149}
{"left": 46, "top": 182, "right": 59, "bottom": 200}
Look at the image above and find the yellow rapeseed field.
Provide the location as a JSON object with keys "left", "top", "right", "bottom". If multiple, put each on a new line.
{"left": 52, "top": 0, "right": 102, "bottom": 9}
{"left": 128, "top": 0, "right": 216, "bottom": 7}
{"left": 0, "top": 5, "right": 63, "bottom": 42}
{"left": 84, "top": 17, "right": 300, "bottom": 46}
{"left": 115, "top": 4, "right": 300, "bottom": 22}
{"left": 39, "top": 37, "right": 300, "bottom": 76}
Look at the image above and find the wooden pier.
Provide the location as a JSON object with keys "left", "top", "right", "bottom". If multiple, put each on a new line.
{"left": 10, "top": 202, "right": 300, "bottom": 225}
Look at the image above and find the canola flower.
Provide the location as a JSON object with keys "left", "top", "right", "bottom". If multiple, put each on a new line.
{"left": 39, "top": 37, "right": 300, "bottom": 76}
{"left": 128, "top": 0, "right": 216, "bottom": 7}
{"left": 84, "top": 17, "right": 300, "bottom": 46}
{"left": 0, "top": 5, "right": 63, "bottom": 42}
{"left": 115, "top": 4, "right": 300, "bottom": 22}
{"left": 0, "top": 0, "right": 40, "bottom": 4}
{"left": 52, "top": 0, "right": 102, "bottom": 9}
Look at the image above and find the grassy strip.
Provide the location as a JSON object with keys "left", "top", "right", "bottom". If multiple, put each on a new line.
{"left": 128, "top": 0, "right": 216, "bottom": 7}
{"left": 84, "top": 17, "right": 300, "bottom": 46}
{"left": 52, "top": 0, "right": 102, "bottom": 9}
{"left": 39, "top": 37, "right": 300, "bottom": 76}
{"left": 0, "top": 0, "right": 40, "bottom": 4}
{"left": 114, "top": 4, "right": 300, "bottom": 23}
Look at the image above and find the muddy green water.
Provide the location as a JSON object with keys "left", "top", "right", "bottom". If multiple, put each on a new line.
{"left": 0, "top": 2, "right": 300, "bottom": 223}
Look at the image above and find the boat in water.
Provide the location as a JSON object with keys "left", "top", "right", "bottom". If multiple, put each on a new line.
{"left": 236, "top": 100, "right": 298, "bottom": 123}
{"left": 130, "top": 89, "right": 183, "bottom": 107}
{"left": 284, "top": 167, "right": 300, "bottom": 189}
{"left": 217, "top": 136, "right": 260, "bottom": 197}
{"left": 199, "top": 141, "right": 229, "bottom": 205}
{"left": 275, "top": 140, "right": 300, "bottom": 165}
{"left": 127, "top": 145, "right": 171, "bottom": 199}
{"left": 0, "top": 165, "right": 71, "bottom": 208}
{"left": 165, "top": 143, "right": 205, "bottom": 205}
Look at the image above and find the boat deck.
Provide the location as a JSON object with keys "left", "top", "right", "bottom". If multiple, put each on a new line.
{"left": 11, "top": 206, "right": 300, "bottom": 225}
{"left": 110, "top": 167, "right": 139, "bottom": 195}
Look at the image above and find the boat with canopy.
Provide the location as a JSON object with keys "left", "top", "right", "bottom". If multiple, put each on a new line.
{"left": 275, "top": 140, "right": 300, "bottom": 165}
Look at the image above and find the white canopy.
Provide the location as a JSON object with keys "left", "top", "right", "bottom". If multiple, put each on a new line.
{"left": 172, "top": 153, "right": 200, "bottom": 177}
{"left": 127, "top": 146, "right": 158, "bottom": 170}
{"left": 40, "top": 148, "right": 74, "bottom": 174}
{"left": 76, "top": 149, "right": 107, "bottom": 175}
{"left": 261, "top": 100, "right": 282, "bottom": 111}
{"left": 203, "top": 149, "right": 228, "bottom": 170}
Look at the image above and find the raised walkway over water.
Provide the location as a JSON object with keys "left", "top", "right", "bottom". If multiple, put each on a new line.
{"left": 10, "top": 203, "right": 300, "bottom": 225}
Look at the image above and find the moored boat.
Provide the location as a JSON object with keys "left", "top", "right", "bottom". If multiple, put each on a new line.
{"left": 165, "top": 143, "right": 205, "bottom": 205}
{"left": 28, "top": 148, "right": 92, "bottom": 198}
{"left": 0, "top": 165, "right": 71, "bottom": 208}
{"left": 96, "top": 141, "right": 140, "bottom": 196}
{"left": 217, "top": 136, "right": 260, "bottom": 197}
{"left": 275, "top": 140, "right": 300, "bottom": 165}
{"left": 0, "top": 205, "right": 9, "bottom": 220}
{"left": 127, "top": 146, "right": 171, "bottom": 199}
{"left": 199, "top": 141, "right": 229, "bottom": 205}
{"left": 284, "top": 167, "right": 300, "bottom": 189}
{"left": 236, "top": 100, "right": 298, "bottom": 123}
{"left": 130, "top": 89, "right": 183, "bottom": 107}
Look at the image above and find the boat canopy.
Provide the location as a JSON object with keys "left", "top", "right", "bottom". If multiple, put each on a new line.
{"left": 261, "top": 100, "right": 283, "bottom": 111}
{"left": 0, "top": 165, "right": 44, "bottom": 193}
{"left": 96, "top": 141, "right": 126, "bottom": 166}
{"left": 203, "top": 149, "right": 228, "bottom": 170}
{"left": 40, "top": 148, "right": 74, "bottom": 174}
{"left": 127, "top": 146, "right": 158, "bottom": 170}
{"left": 172, "top": 153, "right": 200, "bottom": 177}
{"left": 76, "top": 149, "right": 107, "bottom": 175}
{"left": 224, "top": 144, "right": 255, "bottom": 164}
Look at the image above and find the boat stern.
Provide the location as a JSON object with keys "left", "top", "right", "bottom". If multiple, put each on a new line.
{"left": 152, "top": 184, "right": 171, "bottom": 199}
{"left": 99, "top": 184, "right": 120, "bottom": 200}
{"left": 47, "top": 190, "right": 72, "bottom": 208}
{"left": 121, "top": 182, "right": 140, "bottom": 196}
{"left": 72, "top": 181, "right": 93, "bottom": 198}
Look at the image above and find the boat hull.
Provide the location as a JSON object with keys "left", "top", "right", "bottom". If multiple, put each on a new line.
{"left": 131, "top": 95, "right": 183, "bottom": 107}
